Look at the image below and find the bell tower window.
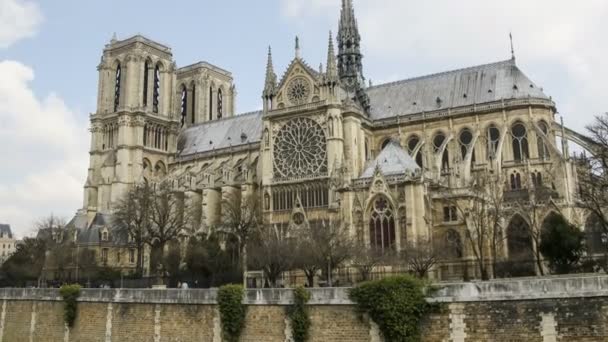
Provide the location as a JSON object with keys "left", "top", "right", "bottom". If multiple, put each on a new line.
{"left": 217, "top": 88, "right": 223, "bottom": 119}
{"left": 180, "top": 85, "right": 187, "bottom": 127}
{"left": 143, "top": 60, "right": 149, "bottom": 107}
{"left": 153, "top": 64, "right": 161, "bottom": 113}
{"left": 114, "top": 64, "right": 121, "bottom": 112}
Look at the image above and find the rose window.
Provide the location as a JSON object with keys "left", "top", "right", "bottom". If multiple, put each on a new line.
{"left": 273, "top": 117, "right": 327, "bottom": 179}
{"left": 286, "top": 78, "right": 311, "bottom": 105}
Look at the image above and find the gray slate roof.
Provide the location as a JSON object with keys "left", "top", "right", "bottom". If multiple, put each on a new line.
{"left": 178, "top": 111, "right": 263, "bottom": 157}
{"left": 366, "top": 59, "right": 549, "bottom": 120}
{"left": 360, "top": 140, "right": 420, "bottom": 179}
{"left": 0, "top": 224, "right": 12, "bottom": 239}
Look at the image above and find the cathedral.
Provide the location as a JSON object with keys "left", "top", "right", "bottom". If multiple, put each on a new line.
{"left": 61, "top": 0, "right": 594, "bottom": 281}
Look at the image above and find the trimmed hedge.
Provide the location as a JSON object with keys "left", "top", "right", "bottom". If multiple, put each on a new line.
{"left": 349, "top": 275, "right": 430, "bottom": 342}
{"left": 59, "top": 284, "right": 81, "bottom": 327}
{"left": 287, "top": 287, "right": 311, "bottom": 342}
{"left": 217, "top": 284, "right": 246, "bottom": 342}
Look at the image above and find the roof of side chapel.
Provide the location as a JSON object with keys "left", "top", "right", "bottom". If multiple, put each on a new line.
{"left": 360, "top": 140, "right": 420, "bottom": 179}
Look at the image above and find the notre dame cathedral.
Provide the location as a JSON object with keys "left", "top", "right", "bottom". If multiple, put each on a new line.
{"left": 60, "top": 0, "right": 596, "bottom": 281}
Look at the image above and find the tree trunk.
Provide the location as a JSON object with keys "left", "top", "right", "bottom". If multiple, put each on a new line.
{"left": 241, "top": 242, "right": 247, "bottom": 288}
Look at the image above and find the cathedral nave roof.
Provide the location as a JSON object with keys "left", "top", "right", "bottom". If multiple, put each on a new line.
{"left": 366, "top": 59, "right": 549, "bottom": 120}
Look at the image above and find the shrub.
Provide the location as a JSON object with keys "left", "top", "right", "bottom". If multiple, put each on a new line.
{"left": 539, "top": 215, "right": 585, "bottom": 274}
{"left": 287, "top": 287, "right": 311, "bottom": 342}
{"left": 349, "top": 275, "right": 429, "bottom": 342}
{"left": 217, "top": 284, "right": 246, "bottom": 342}
{"left": 59, "top": 284, "right": 81, "bottom": 327}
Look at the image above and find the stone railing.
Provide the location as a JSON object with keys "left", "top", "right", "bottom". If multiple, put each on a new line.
{"left": 2, "top": 274, "right": 608, "bottom": 305}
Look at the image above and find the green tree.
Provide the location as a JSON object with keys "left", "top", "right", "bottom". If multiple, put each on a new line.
{"left": 1, "top": 237, "right": 47, "bottom": 286}
{"left": 539, "top": 214, "right": 585, "bottom": 274}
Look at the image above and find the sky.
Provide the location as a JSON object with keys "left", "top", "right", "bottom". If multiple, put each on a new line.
{"left": 0, "top": 0, "right": 607, "bottom": 237}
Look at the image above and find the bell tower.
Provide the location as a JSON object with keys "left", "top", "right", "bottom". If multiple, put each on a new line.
{"left": 84, "top": 35, "right": 179, "bottom": 214}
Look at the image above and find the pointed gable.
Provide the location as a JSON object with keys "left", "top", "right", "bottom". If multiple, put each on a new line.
{"left": 360, "top": 140, "right": 420, "bottom": 179}
{"left": 275, "top": 58, "right": 323, "bottom": 108}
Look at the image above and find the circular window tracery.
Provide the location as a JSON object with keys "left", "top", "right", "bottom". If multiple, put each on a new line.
{"left": 273, "top": 117, "right": 327, "bottom": 179}
{"left": 287, "top": 78, "right": 311, "bottom": 105}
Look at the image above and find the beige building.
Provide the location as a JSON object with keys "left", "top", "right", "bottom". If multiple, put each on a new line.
{"left": 0, "top": 224, "right": 16, "bottom": 265}
{"left": 66, "top": 0, "right": 596, "bottom": 281}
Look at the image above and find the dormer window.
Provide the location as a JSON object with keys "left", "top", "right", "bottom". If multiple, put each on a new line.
{"left": 101, "top": 230, "right": 109, "bottom": 242}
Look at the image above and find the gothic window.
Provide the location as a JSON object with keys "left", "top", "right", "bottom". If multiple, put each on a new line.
{"left": 433, "top": 132, "right": 450, "bottom": 172}
{"left": 273, "top": 118, "right": 327, "bottom": 179}
{"left": 153, "top": 64, "right": 161, "bottom": 113}
{"left": 443, "top": 206, "right": 458, "bottom": 222}
{"left": 217, "top": 89, "right": 223, "bottom": 119}
{"left": 180, "top": 85, "right": 187, "bottom": 127}
{"left": 511, "top": 122, "right": 529, "bottom": 162}
{"left": 585, "top": 213, "right": 605, "bottom": 254}
{"left": 368, "top": 196, "right": 396, "bottom": 253}
{"left": 191, "top": 85, "right": 196, "bottom": 124}
{"left": 407, "top": 135, "right": 423, "bottom": 167}
{"left": 143, "top": 60, "right": 150, "bottom": 107}
{"left": 537, "top": 121, "right": 550, "bottom": 160}
{"left": 510, "top": 171, "right": 522, "bottom": 190}
{"left": 381, "top": 138, "right": 390, "bottom": 150}
{"left": 143, "top": 125, "right": 147, "bottom": 146}
{"left": 287, "top": 77, "right": 311, "bottom": 105}
{"left": 532, "top": 171, "right": 543, "bottom": 188}
{"left": 444, "top": 229, "right": 463, "bottom": 259}
{"left": 487, "top": 125, "right": 500, "bottom": 160}
{"left": 506, "top": 215, "right": 534, "bottom": 263}
{"left": 209, "top": 87, "right": 213, "bottom": 121}
{"left": 114, "top": 64, "right": 121, "bottom": 112}
{"left": 129, "top": 249, "right": 135, "bottom": 263}
{"left": 101, "top": 230, "right": 109, "bottom": 241}
{"left": 459, "top": 128, "right": 475, "bottom": 163}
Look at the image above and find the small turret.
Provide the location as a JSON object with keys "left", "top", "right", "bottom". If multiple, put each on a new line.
{"left": 262, "top": 46, "right": 277, "bottom": 111}
{"left": 326, "top": 31, "right": 339, "bottom": 82}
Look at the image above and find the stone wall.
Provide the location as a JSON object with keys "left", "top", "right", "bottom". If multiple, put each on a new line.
{"left": 1, "top": 275, "right": 608, "bottom": 341}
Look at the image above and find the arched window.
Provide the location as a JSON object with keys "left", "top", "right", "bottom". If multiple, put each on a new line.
{"left": 209, "top": 86, "right": 213, "bottom": 121}
{"left": 369, "top": 196, "right": 396, "bottom": 253}
{"left": 143, "top": 60, "right": 150, "bottom": 107}
{"left": 511, "top": 122, "right": 529, "bottom": 162}
{"left": 537, "top": 121, "right": 550, "bottom": 160}
{"left": 114, "top": 63, "right": 121, "bottom": 112}
{"left": 586, "top": 213, "right": 605, "bottom": 255}
{"left": 365, "top": 138, "right": 369, "bottom": 161}
{"left": 434, "top": 132, "right": 449, "bottom": 172}
{"left": 217, "top": 88, "right": 223, "bottom": 119}
{"left": 532, "top": 171, "right": 543, "bottom": 188}
{"left": 444, "top": 229, "right": 463, "bottom": 259}
{"left": 180, "top": 85, "right": 187, "bottom": 127}
{"left": 487, "top": 125, "right": 500, "bottom": 160}
{"left": 459, "top": 128, "right": 475, "bottom": 163}
{"left": 153, "top": 64, "right": 161, "bottom": 113}
{"left": 191, "top": 84, "right": 196, "bottom": 124}
{"left": 407, "top": 135, "right": 423, "bottom": 167}
{"left": 381, "top": 138, "right": 391, "bottom": 150}
{"left": 507, "top": 215, "right": 533, "bottom": 261}
{"left": 510, "top": 171, "right": 522, "bottom": 190}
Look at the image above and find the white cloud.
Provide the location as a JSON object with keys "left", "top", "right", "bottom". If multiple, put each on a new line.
{"left": 0, "top": 0, "right": 43, "bottom": 48}
{"left": 280, "top": 0, "right": 608, "bottom": 131}
{"left": 0, "top": 61, "right": 88, "bottom": 237}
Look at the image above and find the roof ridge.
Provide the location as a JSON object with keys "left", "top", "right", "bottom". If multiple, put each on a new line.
{"left": 181, "top": 111, "right": 262, "bottom": 130}
{"left": 368, "top": 59, "right": 515, "bottom": 91}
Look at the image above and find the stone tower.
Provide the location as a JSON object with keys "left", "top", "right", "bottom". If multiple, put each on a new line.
{"left": 84, "top": 35, "right": 178, "bottom": 215}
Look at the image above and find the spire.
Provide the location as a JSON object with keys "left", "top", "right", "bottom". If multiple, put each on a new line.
{"left": 509, "top": 32, "right": 516, "bottom": 61}
{"left": 295, "top": 36, "right": 301, "bottom": 59}
{"left": 263, "top": 46, "right": 277, "bottom": 98}
{"left": 326, "top": 31, "right": 338, "bottom": 81}
{"left": 338, "top": 0, "right": 365, "bottom": 93}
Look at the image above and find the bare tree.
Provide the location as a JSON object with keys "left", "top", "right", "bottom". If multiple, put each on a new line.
{"left": 402, "top": 238, "right": 441, "bottom": 279}
{"left": 218, "top": 192, "right": 262, "bottom": 287}
{"left": 294, "top": 219, "right": 355, "bottom": 287}
{"left": 148, "top": 182, "right": 193, "bottom": 268}
{"left": 249, "top": 224, "right": 296, "bottom": 287}
{"left": 351, "top": 247, "right": 388, "bottom": 282}
{"left": 112, "top": 183, "right": 154, "bottom": 275}
{"left": 449, "top": 170, "right": 506, "bottom": 280}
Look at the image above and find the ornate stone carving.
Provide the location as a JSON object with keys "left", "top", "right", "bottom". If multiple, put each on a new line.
{"left": 273, "top": 117, "right": 327, "bottom": 179}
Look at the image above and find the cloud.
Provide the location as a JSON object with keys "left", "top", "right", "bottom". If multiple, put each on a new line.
{"left": 0, "top": 61, "right": 88, "bottom": 237}
{"left": 280, "top": 0, "right": 608, "bottom": 131}
{"left": 0, "top": 0, "right": 43, "bottom": 48}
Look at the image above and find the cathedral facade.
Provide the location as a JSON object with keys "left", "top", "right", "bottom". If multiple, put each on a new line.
{"left": 65, "top": 0, "right": 591, "bottom": 281}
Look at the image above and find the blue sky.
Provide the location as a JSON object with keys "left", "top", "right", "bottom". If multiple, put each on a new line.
{"left": 1, "top": 0, "right": 607, "bottom": 236}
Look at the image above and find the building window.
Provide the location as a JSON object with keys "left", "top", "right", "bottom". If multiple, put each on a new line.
{"left": 209, "top": 86, "right": 213, "bottom": 121}
{"left": 191, "top": 85, "right": 196, "bottom": 124}
{"left": 369, "top": 196, "right": 396, "bottom": 253}
{"left": 180, "top": 84, "right": 187, "bottom": 126}
{"left": 487, "top": 125, "right": 500, "bottom": 160}
{"left": 114, "top": 63, "right": 121, "bottom": 112}
{"left": 444, "top": 229, "right": 463, "bottom": 259}
{"left": 443, "top": 206, "right": 458, "bottom": 222}
{"left": 532, "top": 171, "right": 543, "bottom": 188}
{"left": 511, "top": 122, "right": 529, "bottom": 162}
{"left": 153, "top": 64, "right": 161, "bottom": 113}
{"left": 129, "top": 249, "right": 135, "bottom": 263}
{"left": 433, "top": 132, "right": 450, "bottom": 172}
{"left": 101, "top": 230, "right": 109, "bottom": 241}
{"left": 102, "top": 248, "right": 108, "bottom": 263}
{"left": 537, "top": 121, "right": 550, "bottom": 160}
{"left": 459, "top": 128, "right": 475, "bottom": 163}
{"left": 407, "top": 135, "right": 423, "bottom": 167}
{"left": 217, "top": 88, "right": 223, "bottom": 119}
{"left": 143, "top": 60, "right": 149, "bottom": 107}
{"left": 510, "top": 172, "right": 522, "bottom": 190}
